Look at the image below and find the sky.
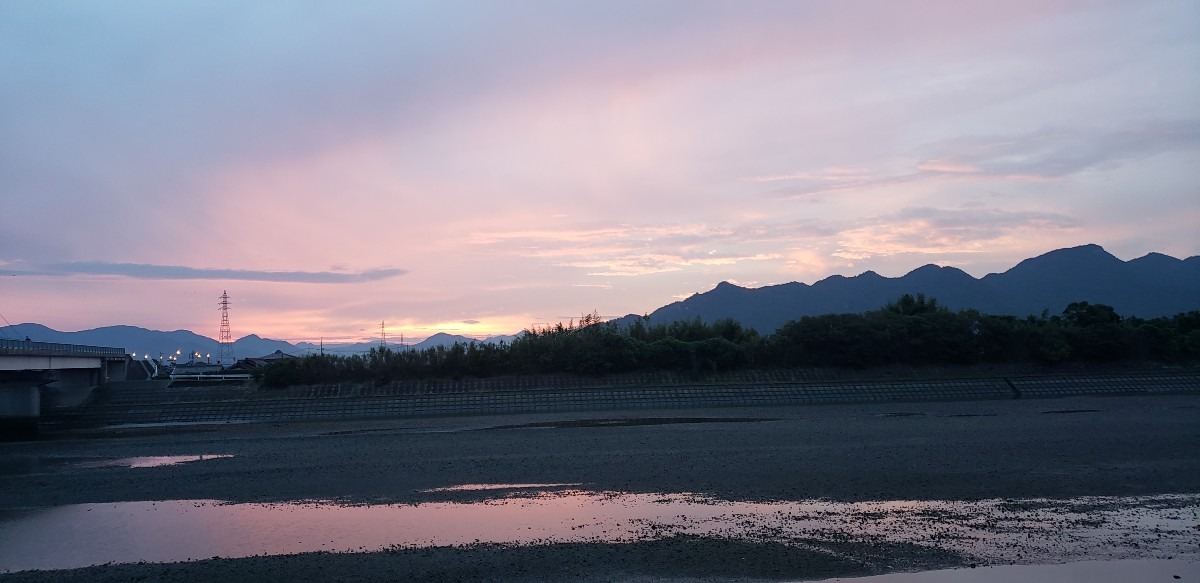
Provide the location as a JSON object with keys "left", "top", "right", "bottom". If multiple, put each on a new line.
{"left": 2, "top": 1, "right": 1198, "bottom": 344}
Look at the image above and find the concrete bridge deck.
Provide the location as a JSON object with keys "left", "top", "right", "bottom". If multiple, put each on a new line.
{"left": 1, "top": 340, "right": 127, "bottom": 438}
{"left": 0, "top": 339, "right": 127, "bottom": 380}
{"left": 0, "top": 338, "right": 126, "bottom": 360}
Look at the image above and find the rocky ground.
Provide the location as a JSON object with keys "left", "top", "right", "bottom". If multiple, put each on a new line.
{"left": 1, "top": 394, "right": 1198, "bottom": 581}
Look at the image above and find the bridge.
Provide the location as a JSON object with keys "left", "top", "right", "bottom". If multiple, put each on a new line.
{"left": 0, "top": 339, "right": 128, "bottom": 438}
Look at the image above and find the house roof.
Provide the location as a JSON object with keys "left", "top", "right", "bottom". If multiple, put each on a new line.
{"left": 258, "top": 350, "right": 296, "bottom": 360}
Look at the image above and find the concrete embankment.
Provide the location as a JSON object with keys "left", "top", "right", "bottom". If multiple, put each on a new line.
{"left": 37, "top": 367, "right": 1200, "bottom": 432}
{"left": 0, "top": 380, "right": 40, "bottom": 439}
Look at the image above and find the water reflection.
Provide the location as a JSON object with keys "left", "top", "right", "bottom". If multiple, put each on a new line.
{"left": 79, "top": 455, "right": 234, "bottom": 468}
{"left": 420, "top": 482, "right": 583, "bottom": 492}
{"left": 823, "top": 558, "right": 1200, "bottom": 582}
{"left": 0, "top": 491, "right": 1195, "bottom": 573}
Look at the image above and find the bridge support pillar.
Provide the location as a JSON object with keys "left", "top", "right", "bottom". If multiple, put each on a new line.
{"left": 0, "top": 381, "right": 41, "bottom": 440}
{"left": 40, "top": 369, "right": 102, "bottom": 408}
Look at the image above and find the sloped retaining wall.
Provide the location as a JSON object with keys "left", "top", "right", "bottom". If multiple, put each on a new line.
{"left": 1008, "top": 374, "right": 1199, "bottom": 397}
{"left": 39, "top": 371, "right": 1200, "bottom": 432}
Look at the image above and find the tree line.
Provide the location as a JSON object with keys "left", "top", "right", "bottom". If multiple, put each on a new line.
{"left": 260, "top": 295, "right": 1200, "bottom": 387}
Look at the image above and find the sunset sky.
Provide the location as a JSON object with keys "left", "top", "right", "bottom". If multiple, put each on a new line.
{"left": 2, "top": 1, "right": 1198, "bottom": 344}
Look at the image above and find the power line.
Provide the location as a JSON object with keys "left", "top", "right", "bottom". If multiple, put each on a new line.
{"left": 0, "top": 311, "right": 19, "bottom": 339}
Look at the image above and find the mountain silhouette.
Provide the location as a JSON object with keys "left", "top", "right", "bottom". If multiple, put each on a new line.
{"left": 5, "top": 244, "right": 1197, "bottom": 352}
{"left": 0, "top": 324, "right": 300, "bottom": 363}
{"left": 627, "top": 244, "right": 1200, "bottom": 333}
{"left": 0, "top": 324, "right": 519, "bottom": 362}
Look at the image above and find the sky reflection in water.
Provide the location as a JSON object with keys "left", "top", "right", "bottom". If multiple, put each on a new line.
{"left": 0, "top": 489, "right": 1195, "bottom": 573}
{"left": 78, "top": 455, "right": 234, "bottom": 469}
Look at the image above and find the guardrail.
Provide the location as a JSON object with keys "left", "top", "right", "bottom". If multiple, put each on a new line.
{"left": 0, "top": 339, "right": 127, "bottom": 358}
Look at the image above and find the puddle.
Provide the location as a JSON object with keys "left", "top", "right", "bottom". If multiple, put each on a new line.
{"left": 0, "top": 455, "right": 234, "bottom": 474}
{"left": 321, "top": 426, "right": 474, "bottom": 436}
{"left": 0, "top": 491, "right": 1196, "bottom": 573}
{"left": 824, "top": 558, "right": 1200, "bottom": 582}
{"left": 420, "top": 483, "right": 583, "bottom": 492}
{"left": 79, "top": 455, "right": 234, "bottom": 469}
{"left": 103, "top": 421, "right": 254, "bottom": 429}
{"left": 489, "top": 417, "right": 776, "bottom": 430}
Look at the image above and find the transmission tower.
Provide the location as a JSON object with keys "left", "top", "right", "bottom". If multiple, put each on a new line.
{"left": 380, "top": 320, "right": 387, "bottom": 348}
{"left": 218, "top": 290, "right": 232, "bottom": 365}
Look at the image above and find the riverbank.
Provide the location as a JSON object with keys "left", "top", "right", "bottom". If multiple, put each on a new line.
{"left": 39, "top": 364, "right": 1200, "bottom": 433}
{"left": 2, "top": 393, "right": 1198, "bottom": 581}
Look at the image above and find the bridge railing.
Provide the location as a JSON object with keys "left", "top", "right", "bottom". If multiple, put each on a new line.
{"left": 0, "top": 339, "right": 127, "bottom": 358}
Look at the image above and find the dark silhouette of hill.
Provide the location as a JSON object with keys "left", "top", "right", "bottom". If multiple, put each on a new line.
{"left": 0, "top": 323, "right": 295, "bottom": 363}
{"left": 1, "top": 323, "right": 520, "bottom": 362}
{"left": 6, "top": 244, "right": 1197, "bottom": 353}
{"left": 624, "top": 244, "right": 1199, "bottom": 333}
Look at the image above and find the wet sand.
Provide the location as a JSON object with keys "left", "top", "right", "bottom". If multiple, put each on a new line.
{"left": 2, "top": 394, "right": 1198, "bottom": 581}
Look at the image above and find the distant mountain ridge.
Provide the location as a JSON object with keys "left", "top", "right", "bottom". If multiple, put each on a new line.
{"left": 623, "top": 244, "right": 1200, "bottom": 333}
{"left": 5, "top": 244, "right": 1197, "bottom": 354}
{"left": 291, "top": 332, "right": 521, "bottom": 357}
{"left": 0, "top": 323, "right": 518, "bottom": 364}
{"left": 0, "top": 323, "right": 303, "bottom": 363}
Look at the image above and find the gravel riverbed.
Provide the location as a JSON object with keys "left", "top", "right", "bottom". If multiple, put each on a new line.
{"left": 2, "top": 394, "right": 1198, "bottom": 581}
